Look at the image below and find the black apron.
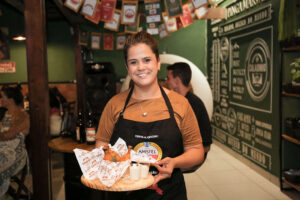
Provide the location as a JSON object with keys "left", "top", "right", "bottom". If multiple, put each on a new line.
{"left": 106, "top": 86, "right": 187, "bottom": 200}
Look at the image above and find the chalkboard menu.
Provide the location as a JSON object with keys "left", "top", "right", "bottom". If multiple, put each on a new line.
{"left": 207, "top": 0, "right": 280, "bottom": 175}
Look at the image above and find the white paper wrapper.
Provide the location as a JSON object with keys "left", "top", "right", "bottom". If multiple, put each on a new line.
{"left": 110, "top": 137, "right": 128, "bottom": 157}
{"left": 98, "top": 160, "right": 131, "bottom": 187}
{"left": 130, "top": 150, "right": 157, "bottom": 164}
{"left": 74, "top": 147, "right": 104, "bottom": 180}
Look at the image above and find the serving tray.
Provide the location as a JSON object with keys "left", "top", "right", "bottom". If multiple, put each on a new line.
{"left": 81, "top": 172, "right": 154, "bottom": 191}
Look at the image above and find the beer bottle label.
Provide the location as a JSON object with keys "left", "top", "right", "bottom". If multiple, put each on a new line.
{"left": 76, "top": 126, "right": 80, "bottom": 141}
{"left": 86, "top": 127, "right": 96, "bottom": 142}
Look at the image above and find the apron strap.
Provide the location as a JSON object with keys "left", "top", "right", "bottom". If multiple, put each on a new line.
{"left": 120, "top": 86, "right": 134, "bottom": 117}
{"left": 159, "top": 86, "right": 175, "bottom": 119}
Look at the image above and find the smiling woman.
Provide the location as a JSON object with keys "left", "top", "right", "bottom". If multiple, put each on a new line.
{"left": 95, "top": 31, "right": 204, "bottom": 200}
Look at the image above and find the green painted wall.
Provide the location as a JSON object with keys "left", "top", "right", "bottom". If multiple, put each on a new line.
{"left": 0, "top": 3, "right": 75, "bottom": 83}
{"left": 47, "top": 21, "right": 76, "bottom": 82}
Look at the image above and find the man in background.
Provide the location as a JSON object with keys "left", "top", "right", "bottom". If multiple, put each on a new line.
{"left": 166, "top": 62, "right": 212, "bottom": 173}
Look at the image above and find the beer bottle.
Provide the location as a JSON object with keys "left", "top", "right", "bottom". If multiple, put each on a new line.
{"left": 86, "top": 111, "right": 96, "bottom": 145}
{"left": 23, "top": 94, "right": 29, "bottom": 111}
{"left": 76, "top": 111, "right": 85, "bottom": 143}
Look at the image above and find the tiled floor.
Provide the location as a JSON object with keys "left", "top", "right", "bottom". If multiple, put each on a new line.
{"left": 184, "top": 143, "right": 300, "bottom": 200}
{"left": 7, "top": 142, "right": 300, "bottom": 200}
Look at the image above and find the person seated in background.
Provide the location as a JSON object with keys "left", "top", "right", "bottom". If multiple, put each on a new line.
{"left": 49, "top": 87, "right": 64, "bottom": 137}
{"left": 166, "top": 62, "right": 212, "bottom": 173}
{"left": 0, "top": 85, "right": 30, "bottom": 198}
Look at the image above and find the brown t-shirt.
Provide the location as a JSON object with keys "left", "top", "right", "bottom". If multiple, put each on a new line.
{"left": 96, "top": 88, "right": 202, "bottom": 149}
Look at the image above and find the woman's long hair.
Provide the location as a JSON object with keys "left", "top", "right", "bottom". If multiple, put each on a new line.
{"left": 1, "top": 84, "right": 24, "bottom": 106}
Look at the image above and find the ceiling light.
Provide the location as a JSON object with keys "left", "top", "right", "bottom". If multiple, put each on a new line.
{"left": 12, "top": 35, "right": 26, "bottom": 41}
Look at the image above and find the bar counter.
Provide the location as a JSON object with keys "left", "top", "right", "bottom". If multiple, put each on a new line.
{"left": 48, "top": 137, "right": 103, "bottom": 200}
{"left": 48, "top": 137, "right": 94, "bottom": 153}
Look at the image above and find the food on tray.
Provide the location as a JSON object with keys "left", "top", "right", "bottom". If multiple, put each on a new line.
{"left": 120, "top": 145, "right": 132, "bottom": 161}
{"left": 103, "top": 144, "right": 133, "bottom": 162}
{"left": 103, "top": 144, "right": 121, "bottom": 162}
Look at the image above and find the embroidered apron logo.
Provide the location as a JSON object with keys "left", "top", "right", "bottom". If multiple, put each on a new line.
{"left": 134, "top": 142, "right": 162, "bottom": 161}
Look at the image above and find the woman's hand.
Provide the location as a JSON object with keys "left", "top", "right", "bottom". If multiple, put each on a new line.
{"left": 153, "top": 157, "right": 176, "bottom": 185}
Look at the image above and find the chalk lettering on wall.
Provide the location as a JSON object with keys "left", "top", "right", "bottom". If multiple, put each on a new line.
{"left": 229, "top": 26, "right": 273, "bottom": 113}
{"left": 220, "top": 37, "right": 229, "bottom": 62}
{"left": 242, "top": 142, "right": 272, "bottom": 170}
{"left": 226, "top": 0, "right": 267, "bottom": 19}
{"left": 210, "top": 39, "right": 221, "bottom": 102}
{"left": 227, "top": 107, "right": 237, "bottom": 135}
{"left": 213, "top": 105, "right": 223, "bottom": 127}
{"left": 212, "top": 125, "right": 241, "bottom": 153}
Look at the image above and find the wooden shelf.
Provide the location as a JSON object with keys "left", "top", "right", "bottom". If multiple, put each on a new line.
{"left": 283, "top": 45, "right": 300, "bottom": 52}
{"left": 281, "top": 36, "right": 300, "bottom": 51}
{"left": 282, "top": 177, "right": 300, "bottom": 192}
{"left": 282, "top": 91, "right": 300, "bottom": 98}
{"left": 282, "top": 134, "right": 300, "bottom": 146}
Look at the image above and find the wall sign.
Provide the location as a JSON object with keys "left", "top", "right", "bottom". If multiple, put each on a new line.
{"left": 229, "top": 27, "right": 272, "bottom": 113}
{"left": 0, "top": 62, "right": 16, "bottom": 73}
{"left": 207, "top": 0, "right": 279, "bottom": 175}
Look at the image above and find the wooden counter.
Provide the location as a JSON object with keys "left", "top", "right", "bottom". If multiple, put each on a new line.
{"left": 48, "top": 137, "right": 94, "bottom": 153}
{"left": 48, "top": 137, "right": 103, "bottom": 200}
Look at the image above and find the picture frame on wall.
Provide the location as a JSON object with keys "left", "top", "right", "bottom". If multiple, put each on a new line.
{"left": 162, "top": 12, "right": 177, "bottom": 32}
{"left": 103, "top": 33, "right": 114, "bottom": 50}
{"left": 144, "top": 0, "right": 162, "bottom": 23}
{"left": 81, "top": 0, "right": 98, "bottom": 17}
{"left": 176, "top": 17, "right": 183, "bottom": 30}
{"left": 124, "top": 14, "right": 140, "bottom": 34}
{"left": 159, "top": 23, "right": 169, "bottom": 39}
{"left": 164, "top": 0, "right": 182, "bottom": 18}
{"left": 91, "top": 32, "right": 101, "bottom": 50}
{"left": 121, "top": 0, "right": 138, "bottom": 24}
{"left": 104, "top": 9, "right": 121, "bottom": 31}
{"left": 116, "top": 33, "right": 126, "bottom": 50}
{"left": 79, "top": 31, "right": 89, "bottom": 46}
{"left": 85, "top": 1, "right": 102, "bottom": 24}
{"left": 100, "top": 0, "right": 116, "bottom": 22}
{"left": 147, "top": 23, "right": 159, "bottom": 35}
{"left": 191, "top": 0, "right": 207, "bottom": 9}
{"left": 64, "top": 0, "right": 83, "bottom": 12}
{"left": 187, "top": 1, "right": 196, "bottom": 19}
{"left": 195, "top": 5, "right": 208, "bottom": 19}
{"left": 180, "top": 4, "right": 194, "bottom": 27}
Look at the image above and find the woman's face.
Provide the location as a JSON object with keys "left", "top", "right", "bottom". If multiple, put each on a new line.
{"left": 126, "top": 43, "right": 160, "bottom": 88}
